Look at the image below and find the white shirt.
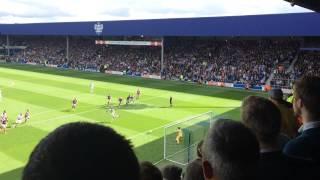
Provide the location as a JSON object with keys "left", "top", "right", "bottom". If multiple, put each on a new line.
{"left": 17, "top": 114, "right": 23, "bottom": 121}
{"left": 298, "top": 121, "right": 320, "bottom": 133}
{"left": 303, "top": 121, "right": 320, "bottom": 131}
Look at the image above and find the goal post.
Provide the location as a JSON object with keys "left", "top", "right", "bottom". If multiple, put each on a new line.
{"left": 163, "top": 111, "right": 214, "bottom": 166}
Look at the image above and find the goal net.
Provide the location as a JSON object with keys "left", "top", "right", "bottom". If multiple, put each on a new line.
{"left": 163, "top": 111, "right": 214, "bottom": 166}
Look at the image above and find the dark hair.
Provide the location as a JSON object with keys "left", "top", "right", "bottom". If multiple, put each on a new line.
{"left": 269, "top": 89, "right": 293, "bottom": 108}
{"left": 294, "top": 76, "right": 320, "bottom": 119}
{"left": 203, "top": 119, "right": 259, "bottom": 180}
{"left": 241, "top": 96, "right": 281, "bottom": 144}
{"left": 23, "top": 122, "right": 140, "bottom": 180}
{"left": 140, "top": 161, "right": 162, "bottom": 180}
{"left": 269, "top": 89, "right": 283, "bottom": 100}
{"left": 162, "top": 165, "right": 182, "bottom": 180}
{"left": 184, "top": 159, "right": 204, "bottom": 180}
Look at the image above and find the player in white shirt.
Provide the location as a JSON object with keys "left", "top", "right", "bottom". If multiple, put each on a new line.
{"left": 14, "top": 113, "right": 23, "bottom": 128}
{"left": 90, "top": 81, "right": 94, "bottom": 93}
{"left": 110, "top": 108, "right": 118, "bottom": 121}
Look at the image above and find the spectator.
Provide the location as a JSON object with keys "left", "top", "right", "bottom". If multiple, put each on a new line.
{"left": 269, "top": 89, "right": 297, "bottom": 138}
{"left": 162, "top": 165, "right": 182, "bottom": 180}
{"left": 140, "top": 161, "right": 162, "bottom": 180}
{"left": 184, "top": 140, "right": 205, "bottom": 180}
{"left": 202, "top": 119, "right": 259, "bottom": 180}
{"left": 241, "top": 96, "right": 291, "bottom": 180}
{"left": 283, "top": 76, "right": 320, "bottom": 179}
{"left": 23, "top": 122, "right": 140, "bottom": 180}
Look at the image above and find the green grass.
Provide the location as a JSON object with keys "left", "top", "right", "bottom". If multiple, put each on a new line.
{"left": 0, "top": 63, "right": 266, "bottom": 179}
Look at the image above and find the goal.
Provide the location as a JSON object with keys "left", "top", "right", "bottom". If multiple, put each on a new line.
{"left": 163, "top": 111, "right": 214, "bottom": 166}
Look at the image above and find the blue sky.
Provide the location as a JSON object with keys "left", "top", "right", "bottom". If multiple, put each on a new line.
{"left": 0, "top": 0, "right": 312, "bottom": 23}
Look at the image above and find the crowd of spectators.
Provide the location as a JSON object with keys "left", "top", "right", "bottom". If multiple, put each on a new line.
{"left": 293, "top": 51, "right": 320, "bottom": 78}
{"left": 163, "top": 39, "right": 298, "bottom": 85}
{"left": 2, "top": 36, "right": 308, "bottom": 87}
{"left": 101, "top": 46, "right": 161, "bottom": 75}
{"left": 5, "top": 36, "right": 161, "bottom": 74}
{"left": 21, "top": 75, "right": 320, "bottom": 180}
{"left": 68, "top": 37, "right": 160, "bottom": 74}
{"left": 0, "top": 36, "right": 7, "bottom": 47}
{"left": 8, "top": 36, "right": 66, "bottom": 65}
{"left": 271, "top": 51, "right": 320, "bottom": 88}
{"left": 271, "top": 71, "right": 293, "bottom": 89}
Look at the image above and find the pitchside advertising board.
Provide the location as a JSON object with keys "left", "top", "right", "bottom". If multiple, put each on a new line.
{"left": 95, "top": 40, "right": 162, "bottom": 46}
{"left": 104, "top": 70, "right": 161, "bottom": 80}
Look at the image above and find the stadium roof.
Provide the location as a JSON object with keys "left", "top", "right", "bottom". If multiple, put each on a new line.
{"left": 284, "top": 0, "right": 320, "bottom": 12}
{"left": 0, "top": 12, "right": 319, "bottom": 36}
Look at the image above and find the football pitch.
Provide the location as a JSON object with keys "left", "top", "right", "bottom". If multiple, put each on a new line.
{"left": 0, "top": 64, "right": 265, "bottom": 180}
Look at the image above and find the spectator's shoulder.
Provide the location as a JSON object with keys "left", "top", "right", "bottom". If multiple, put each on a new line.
{"left": 284, "top": 129, "right": 320, "bottom": 160}
{"left": 283, "top": 135, "right": 308, "bottom": 158}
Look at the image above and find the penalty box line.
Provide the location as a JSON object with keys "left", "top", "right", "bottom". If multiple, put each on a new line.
{"left": 128, "top": 111, "right": 212, "bottom": 140}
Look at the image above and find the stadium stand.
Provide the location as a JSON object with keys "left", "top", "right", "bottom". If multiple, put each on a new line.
{"left": 163, "top": 38, "right": 298, "bottom": 86}
{"left": 294, "top": 51, "right": 320, "bottom": 79}
{"left": 4, "top": 37, "right": 303, "bottom": 87}
{"left": 1, "top": 13, "right": 319, "bottom": 91}
{"left": 1, "top": 11, "right": 320, "bottom": 180}
{"left": 9, "top": 36, "right": 65, "bottom": 65}
{"left": 271, "top": 51, "right": 320, "bottom": 89}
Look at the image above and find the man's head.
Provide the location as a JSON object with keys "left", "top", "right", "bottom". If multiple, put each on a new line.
{"left": 269, "top": 88, "right": 283, "bottom": 101}
{"left": 202, "top": 119, "right": 259, "bottom": 180}
{"left": 140, "top": 161, "right": 162, "bottom": 180}
{"left": 241, "top": 96, "right": 281, "bottom": 145}
{"left": 23, "top": 122, "right": 140, "bottom": 180}
{"left": 293, "top": 76, "right": 320, "bottom": 121}
{"left": 162, "top": 165, "right": 182, "bottom": 180}
{"left": 184, "top": 159, "right": 205, "bottom": 180}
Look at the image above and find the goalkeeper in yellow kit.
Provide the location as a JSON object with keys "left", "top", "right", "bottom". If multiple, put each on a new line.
{"left": 176, "top": 127, "right": 183, "bottom": 144}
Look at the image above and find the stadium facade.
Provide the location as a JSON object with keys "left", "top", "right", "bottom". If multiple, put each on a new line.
{"left": 0, "top": 12, "right": 320, "bottom": 36}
